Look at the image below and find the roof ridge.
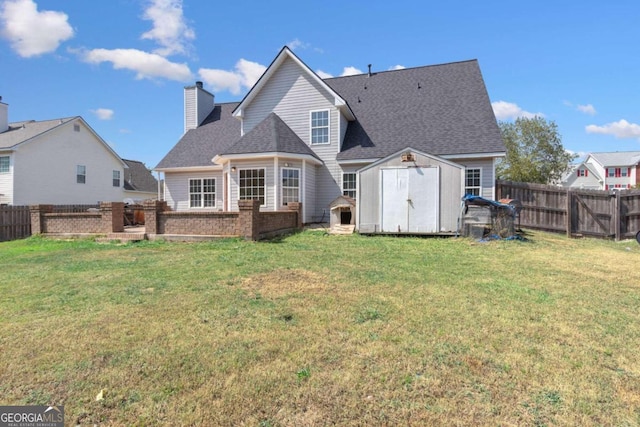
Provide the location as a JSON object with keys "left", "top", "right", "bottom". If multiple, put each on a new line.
{"left": 322, "top": 59, "right": 478, "bottom": 81}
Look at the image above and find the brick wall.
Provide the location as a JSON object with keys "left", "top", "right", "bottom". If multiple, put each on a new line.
{"left": 31, "top": 202, "right": 124, "bottom": 235}
{"left": 159, "top": 211, "right": 240, "bottom": 236}
{"left": 42, "top": 213, "right": 103, "bottom": 233}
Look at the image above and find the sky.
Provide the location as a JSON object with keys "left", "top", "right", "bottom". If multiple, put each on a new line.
{"left": 1, "top": 0, "right": 640, "bottom": 169}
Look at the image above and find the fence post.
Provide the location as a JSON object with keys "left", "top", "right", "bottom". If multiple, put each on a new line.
{"left": 143, "top": 200, "right": 166, "bottom": 236}
{"left": 29, "top": 204, "right": 53, "bottom": 235}
{"left": 614, "top": 192, "right": 621, "bottom": 241}
{"left": 565, "top": 190, "right": 572, "bottom": 238}
{"left": 238, "top": 199, "right": 260, "bottom": 240}
{"left": 100, "top": 202, "right": 124, "bottom": 233}
{"left": 287, "top": 202, "right": 303, "bottom": 230}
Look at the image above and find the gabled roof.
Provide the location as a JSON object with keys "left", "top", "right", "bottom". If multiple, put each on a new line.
{"left": 326, "top": 60, "right": 504, "bottom": 160}
{"left": 0, "top": 116, "right": 127, "bottom": 168}
{"left": 232, "top": 46, "right": 355, "bottom": 121}
{"left": 0, "top": 117, "right": 76, "bottom": 149}
{"left": 155, "top": 103, "right": 241, "bottom": 169}
{"left": 122, "top": 159, "right": 158, "bottom": 193}
{"left": 560, "top": 161, "right": 602, "bottom": 184}
{"left": 217, "top": 112, "right": 321, "bottom": 161}
{"left": 588, "top": 151, "right": 640, "bottom": 167}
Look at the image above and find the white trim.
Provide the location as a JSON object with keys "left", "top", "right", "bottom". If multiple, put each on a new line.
{"left": 188, "top": 177, "right": 217, "bottom": 209}
{"left": 441, "top": 152, "right": 506, "bottom": 160}
{"left": 338, "top": 158, "right": 380, "bottom": 166}
{"left": 359, "top": 147, "right": 465, "bottom": 173}
{"left": 154, "top": 165, "right": 223, "bottom": 173}
{"left": 281, "top": 166, "right": 301, "bottom": 208}
{"left": 310, "top": 109, "right": 330, "bottom": 145}
{"left": 301, "top": 159, "right": 306, "bottom": 221}
{"left": 273, "top": 158, "right": 278, "bottom": 211}
{"left": 342, "top": 171, "right": 357, "bottom": 199}
{"left": 212, "top": 152, "right": 323, "bottom": 166}
{"left": 464, "top": 167, "right": 482, "bottom": 196}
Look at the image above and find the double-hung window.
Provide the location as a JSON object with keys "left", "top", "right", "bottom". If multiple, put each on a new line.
{"left": 77, "top": 165, "right": 86, "bottom": 184}
{"left": 112, "top": 170, "right": 121, "bottom": 187}
{"left": 465, "top": 168, "right": 481, "bottom": 196}
{"left": 342, "top": 173, "right": 357, "bottom": 199}
{"left": 0, "top": 156, "right": 9, "bottom": 173}
{"left": 239, "top": 169, "right": 265, "bottom": 205}
{"left": 310, "top": 110, "right": 329, "bottom": 144}
{"left": 189, "top": 178, "right": 216, "bottom": 208}
{"left": 282, "top": 168, "right": 300, "bottom": 206}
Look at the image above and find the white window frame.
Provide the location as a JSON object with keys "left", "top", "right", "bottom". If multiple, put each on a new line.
{"left": 0, "top": 156, "right": 9, "bottom": 173}
{"left": 310, "top": 109, "right": 330, "bottom": 145}
{"left": 465, "top": 168, "right": 481, "bottom": 196}
{"left": 281, "top": 167, "right": 300, "bottom": 206}
{"left": 342, "top": 172, "right": 357, "bottom": 199}
{"left": 239, "top": 168, "right": 266, "bottom": 205}
{"left": 189, "top": 178, "right": 216, "bottom": 208}
{"left": 112, "top": 170, "right": 121, "bottom": 187}
{"left": 77, "top": 165, "right": 86, "bottom": 184}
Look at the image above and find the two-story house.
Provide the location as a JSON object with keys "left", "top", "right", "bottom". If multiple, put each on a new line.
{"left": 155, "top": 47, "right": 505, "bottom": 233}
{"left": 560, "top": 151, "right": 640, "bottom": 191}
{"left": 0, "top": 100, "right": 157, "bottom": 205}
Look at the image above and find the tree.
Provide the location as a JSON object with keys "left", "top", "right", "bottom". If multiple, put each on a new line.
{"left": 496, "top": 116, "right": 576, "bottom": 184}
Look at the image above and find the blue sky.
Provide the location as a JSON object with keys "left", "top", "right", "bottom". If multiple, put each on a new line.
{"left": 1, "top": 0, "right": 639, "bottom": 169}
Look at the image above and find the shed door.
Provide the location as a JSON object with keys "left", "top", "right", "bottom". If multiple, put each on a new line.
{"left": 381, "top": 167, "right": 439, "bottom": 233}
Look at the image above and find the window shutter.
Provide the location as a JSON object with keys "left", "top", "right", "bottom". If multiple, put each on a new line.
{"left": 616, "top": 168, "right": 621, "bottom": 178}
{"left": 585, "top": 170, "right": 588, "bottom": 177}
{"left": 576, "top": 170, "right": 580, "bottom": 177}
{"left": 628, "top": 168, "right": 631, "bottom": 177}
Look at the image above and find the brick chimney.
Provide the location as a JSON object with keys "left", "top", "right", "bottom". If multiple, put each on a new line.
{"left": 0, "top": 97, "right": 8, "bottom": 133}
{"left": 184, "top": 81, "right": 215, "bottom": 133}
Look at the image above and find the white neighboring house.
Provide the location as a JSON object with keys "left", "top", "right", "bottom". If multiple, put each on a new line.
{"left": 560, "top": 151, "right": 640, "bottom": 191}
{"left": 0, "top": 100, "right": 156, "bottom": 205}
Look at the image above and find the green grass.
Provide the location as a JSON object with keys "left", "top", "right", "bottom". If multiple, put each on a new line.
{"left": 1, "top": 231, "right": 639, "bottom": 426}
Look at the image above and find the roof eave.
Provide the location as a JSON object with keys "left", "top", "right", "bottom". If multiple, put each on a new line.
{"left": 213, "top": 152, "right": 323, "bottom": 166}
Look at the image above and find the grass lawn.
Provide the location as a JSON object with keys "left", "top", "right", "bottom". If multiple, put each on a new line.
{"left": 0, "top": 230, "right": 639, "bottom": 426}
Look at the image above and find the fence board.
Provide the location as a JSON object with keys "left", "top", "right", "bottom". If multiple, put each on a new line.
{"left": 0, "top": 205, "right": 31, "bottom": 242}
{"left": 497, "top": 180, "right": 640, "bottom": 240}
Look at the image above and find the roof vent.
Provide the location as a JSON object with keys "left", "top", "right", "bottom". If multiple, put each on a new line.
{"left": 367, "top": 64, "right": 372, "bottom": 77}
{"left": 196, "top": 81, "right": 203, "bottom": 89}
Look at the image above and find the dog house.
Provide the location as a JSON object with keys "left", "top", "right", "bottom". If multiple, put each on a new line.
{"left": 329, "top": 195, "right": 356, "bottom": 232}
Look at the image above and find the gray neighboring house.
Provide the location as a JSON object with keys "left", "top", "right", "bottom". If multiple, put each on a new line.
{"left": 155, "top": 46, "right": 505, "bottom": 233}
{"left": 122, "top": 158, "right": 159, "bottom": 202}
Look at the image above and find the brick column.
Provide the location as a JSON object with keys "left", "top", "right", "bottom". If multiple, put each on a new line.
{"left": 29, "top": 204, "right": 53, "bottom": 234}
{"left": 238, "top": 199, "right": 260, "bottom": 240}
{"left": 287, "top": 202, "right": 303, "bottom": 229}
{"left": 143, "top": 200, "right": 167, "bottom": 235}
{"left": 100, "top": 202, "right": 124, "bottom": 233}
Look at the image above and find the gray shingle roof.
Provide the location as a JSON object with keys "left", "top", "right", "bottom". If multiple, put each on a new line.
{"left": 0, "top": 117, "right": 76, "bottom": 149}
{"left": 221, "top": 112, "right": 321, "bottom": 160}
{"left": 122, "top": 159, "right": 158, "bottom": 193}
{"left": 155, "top": 102, "right": 240, "bottom": 169}
{"left": 589, "top": 151, "right": 640, "bottom": 167}
{"left": 156, "top": 59, "right": 504, "bottom": 169}
{"left": 325, "top": 60, "right": 504, "bottom": 160}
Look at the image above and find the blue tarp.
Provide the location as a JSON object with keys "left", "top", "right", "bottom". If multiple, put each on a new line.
{"left": 462, "top": 194, "right": 517, "bottom": 216}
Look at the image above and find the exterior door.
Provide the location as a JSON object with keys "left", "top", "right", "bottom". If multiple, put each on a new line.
{"left": 381, "top": 167, "right": 439, "bottom": 233}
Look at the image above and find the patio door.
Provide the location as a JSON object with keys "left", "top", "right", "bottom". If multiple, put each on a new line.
{"left": 381, "top": 167, "right": 439, "bottom": 233}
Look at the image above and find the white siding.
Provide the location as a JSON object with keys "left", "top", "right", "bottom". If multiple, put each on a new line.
{"left": 303, "top": 161, "right": 316, "bottom": 223}
{"left": 242, "top": 57, "right": 345, "bottom": 219}
{"left": 0, "top": 152, "right": 13, "bottom": 204}
{"left": 184, "top": 86, "right": 197, "bottom": 132}
{"left": 164, "top": 169, "right": 223, "bottom": 211}
{"left": 12, "top": 120, "right": 126, "bottom": 205}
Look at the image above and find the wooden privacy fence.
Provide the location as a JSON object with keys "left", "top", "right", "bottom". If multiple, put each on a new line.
{"left": 0, "top": 205, "right": 31, "bottom": 242}
{"left": 496, "top": 180, "right": 640, "bottom": 240}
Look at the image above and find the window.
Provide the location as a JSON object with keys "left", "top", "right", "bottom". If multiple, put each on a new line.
{"left": 112, "top": 170, "right": 121, "bottom": 187}
{"left": 77, "top": 165, "right": 86, "bottom": 184}
{"left": 189, "top": 178, "right": 216, "bottom": 208}
{"left": 0, "top": 156, "right": 9, "bottom": 173}
{"left": 465, "top": 168, "right": 481, "bottom": 196}
{"left": 622, "top": 168, "right": 630, "bottom": 177}
{"left": 282, "top": 168, "right": 300, "bottom": 206}
{"left": 608, "top": 168, "right": 615, "bottom": 177}
{"left": 577, "top": 168, "right": 588, "bottom": 177}
{"left": 310, "top": 110, "right": 329, "bottom": 144}
{"left": 342, "top": 173, "right": 357, "bottom": 199}
{"left": 73, "top": 123, "right": 80, "bottom": 132}
{"left": 239, "top": 169, "right": 265, "bottom": 205}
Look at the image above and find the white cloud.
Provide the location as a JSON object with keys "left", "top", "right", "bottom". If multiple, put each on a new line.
{"left": 198, "top": 58, "right": 266, "bottom": 95}
{"left": 141, "top": 0, "right": 194, "bottom": 57}
{"left": 389, "top": 65, "right": 405, "bottom": 70}
{"left": 91, "top": 108, "right": 114, "bottom": 120}
{"left": 341, "top": 66, "right": 363, "bottom": 77}
{"left": 491, "top": 101, "right": 543, "bottom": 120}
{"left": 316, "top": 69, "right": 333, "bottom": 79}
{"left": 577, "top": 104, "right": 596, "bottom": 115}
{"left": 80, "top": 48, "right": 192, "bottom": 81}
{"left": 287, "top": 38, "right": 309, "bottom": 51}
{"left": 0, "top": 0, "right": 73, "bottom": 57}
{"left": 586, "top": 119, "right": 640, "bottom": 139}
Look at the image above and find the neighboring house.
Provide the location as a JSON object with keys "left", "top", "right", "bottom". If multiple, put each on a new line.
{"left": 122, "top": 158, "right": 158, "bottom": 202}
{"left": 560, "top": 151, "right": 640, "bottom": 190}
{"left": 155, "top": 47, "right": 505, "bottom": 233}
{"left": 0, "top": 100, "right": 157, "bottom": 205}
